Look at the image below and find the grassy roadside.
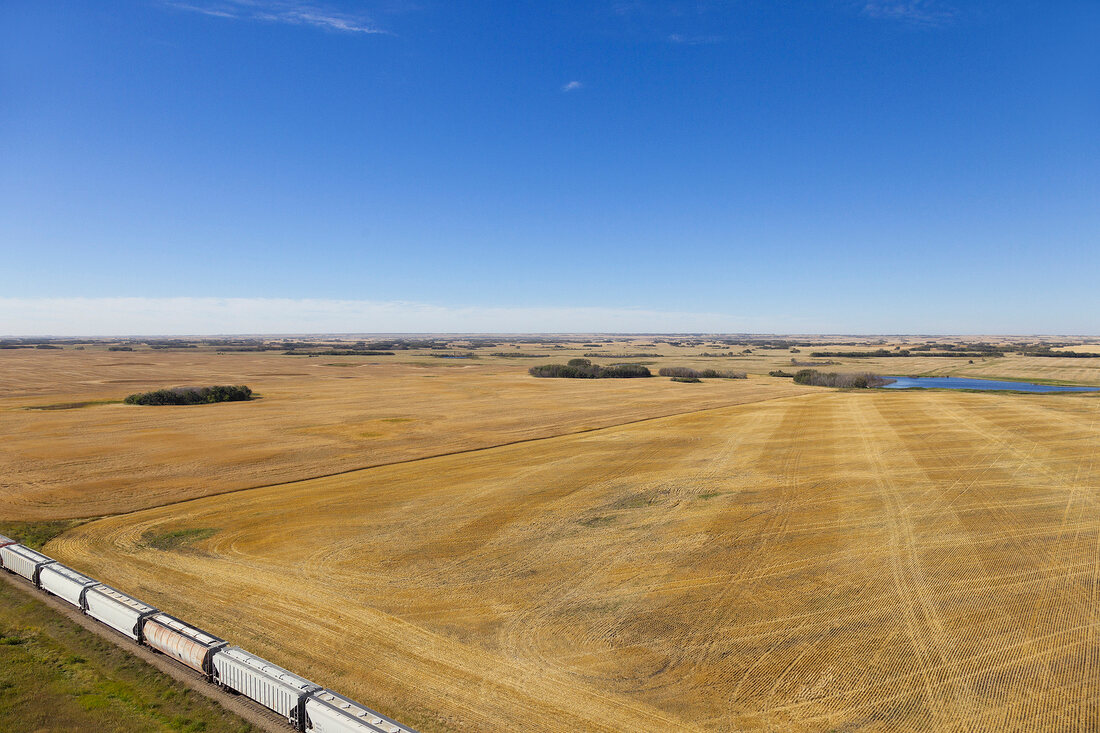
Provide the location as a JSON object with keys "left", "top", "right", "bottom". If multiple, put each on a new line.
{"left": 0, "top": 579, "right": 253, "bottom": 732}
{"left": 0, "top": 519, "right": 87, "bottom": 550}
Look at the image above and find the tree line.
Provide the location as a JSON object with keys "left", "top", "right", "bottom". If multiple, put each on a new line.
{"left": 657, "top": 367, "right": 747, "bottom": 379}
{"left": 792, "top": 370, "right": 890, "bottom": 388}
{"left": 529, "top": 359, "right": 651, "bottom": 379}
{"left": 810, "top": 350, "right": 1003, "bottom": 358}
{"left": 124, "top": 385, "right": 254, "bottom": 405}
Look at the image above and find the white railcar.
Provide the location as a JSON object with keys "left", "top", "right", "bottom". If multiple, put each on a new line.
{"left": 0, "top": 544, "right": 56, "bottom": 583}
{"left": 305, "top": 689, "right": 419, "bottom": 733}
{"left": 0, "top": 536, "right": 419, "bottom": 733}
{"left": 142, "top": 613, "right": 226, "bottom": 676}
{"left": 38, "top": 563, "right": 99, "bottom": 609}
{"left": 212, "top": 646, "right": 321, "bottom": 727}
{"left": 83, "top": 584, "right": 158, "bottom": 641}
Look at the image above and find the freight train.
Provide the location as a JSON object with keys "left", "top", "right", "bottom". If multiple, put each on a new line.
{"left": 0, "top": 535, "right": 417, "bottom": 733}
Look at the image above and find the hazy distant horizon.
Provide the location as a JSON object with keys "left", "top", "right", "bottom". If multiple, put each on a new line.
{"left": 3, "top": 296, "right": 1099, "bottom": 338}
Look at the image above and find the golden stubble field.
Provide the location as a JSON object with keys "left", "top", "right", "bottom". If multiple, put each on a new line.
{"left": 48, "top": 387, "right": 1100, "bottom": 732}
{"left": 7, "top": 340, "right": 1100, "bottom": 731}
{"left": 0, "top": 347, "right": 813, "bottom": 519}
{"left": 5, "top": 340, "right": 1099, "bottom": 521}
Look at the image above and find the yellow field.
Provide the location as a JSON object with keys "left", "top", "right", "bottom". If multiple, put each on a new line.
{"left": 0, "top": 348, "right": 810, "bottom": 519}
{"left": 5, "top": 342, "right": 1099, "bottom": 521}
{"left": 7, "top": 341, "right": 1100, "bottom": 730}
{"left": 47, "top": 388, "right": 1100, "bottom": 731}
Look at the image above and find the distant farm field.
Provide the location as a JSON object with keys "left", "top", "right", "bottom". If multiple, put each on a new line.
{"left": 0, "top": 348, "right": 810, "bottom": 519}
{"left": 6, "top": 343, "right": 1100, "bottom": 521}
{"left": 7, "top": 340, "right": 1100, "bottom": 731}
{"left": 48, "top": 387, "right": 1100, "bottom": 731}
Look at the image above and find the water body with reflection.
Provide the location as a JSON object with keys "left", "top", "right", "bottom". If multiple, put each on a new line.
{"left": 882, "top": 376, "right": 1099, "bottom": 393}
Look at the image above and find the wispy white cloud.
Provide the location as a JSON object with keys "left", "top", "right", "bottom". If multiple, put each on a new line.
{"left": 168, "top": 2, "right": 236, "bottom": 19}
{"left": 166, "top": 1, "right": 390, "bottom": 34}
{"left": 0, "top": 297, "right": 755, "bottom": 337}
{"left": 862, "top": 1, "right": 956, "bottom": 26}
{"left": 561, "top": 80, "right": 584, "bottom": 92}
{"left": 667, "top": 33, "right": 723, "bottom": 45}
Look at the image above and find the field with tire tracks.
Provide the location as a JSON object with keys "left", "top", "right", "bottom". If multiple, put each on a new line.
{"left": 46, "top": 387, "right": 1100, "bottom": 731}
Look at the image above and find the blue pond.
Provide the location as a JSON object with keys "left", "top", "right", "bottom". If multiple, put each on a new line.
{"left": 882, "top": 376, "right": 1099, "bottom": 393}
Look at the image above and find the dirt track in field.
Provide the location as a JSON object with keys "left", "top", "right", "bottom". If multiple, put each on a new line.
{"left": 51, "top": 388, "right": 1100, "bottom": 732}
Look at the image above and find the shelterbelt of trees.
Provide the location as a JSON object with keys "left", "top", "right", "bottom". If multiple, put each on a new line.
{"left": 124, "top": 385, "right": 253, "bottom": 405}
{"left": 529, "top": 359, "right": 651, "bottom": 379}
{"left": 658, "top": 367, "right": 747, "bottom": 379}
{"left": 792, "top": 370, "right": 890, "bottom": 388}
{"left": 810, "top": 349, "right": 1003, "bottom": 358}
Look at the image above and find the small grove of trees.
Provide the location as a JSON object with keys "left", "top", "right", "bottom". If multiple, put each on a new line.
{"left": 792, "top": 370, "right": 890, "bottom": 389}
{"left": 811, "top": 349, "right": 1003, "bottom": 358}
{"left": 1020, "top": 349, "right": 1100, "bottom": 358}
{"left": 286, "top": 350, "right": 395, "bottom": 356}
{"left": 658, "top": 367, "right": 747, "bottom": 379}
{"left": 124, "top": 385, "right": 253, "bottom": 405}
{"left": 529, "top": 358, "right": 651, "bottom": 379}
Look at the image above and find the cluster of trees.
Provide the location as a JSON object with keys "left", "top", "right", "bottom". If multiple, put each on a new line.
{"left": 3, "top": 338, "right": 88, "bottom": 348}
{"left": 582, "top": 352, "right": 663, "bottom": 358}
{"left": 489, "top": 352, "right": 550, "bottom": 358}
{"left": 792, "top": 370, "right": 891, "bottom": 389}
{"left": 216, "top": 346, "right": 281, "bottom": 352}
{"left": 916, "top": 342, "right": 1005, "bottom": 353}
{"left": 287, "top": 349, "right": 394, "bottom": 356}
{"left": 658, "top": 367, "right": 747, "bottom": 379}
{"left": 352, "top": 339, "right": 449, "bottom": 350}
{"left": 108, "top": 346, "right": 134, "bottom": 352}
{"left": 1020, "top": 349, "right": 1100, "bottom": 358}
{"left": 810, "top": 350, "right": 1003, "bottom": 358}
{"left": 124, "top": 385, "right": 253, "bottom": 406}
{"left": 529, "top": 359, "right": 651, "bottom": 379}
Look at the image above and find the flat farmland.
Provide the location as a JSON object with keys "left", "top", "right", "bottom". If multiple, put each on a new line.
{"left": 0, "top": 348, "right": 810, "bottom": 519}
{"left": 6, "top": 342, "right": 1098, "bottom": 522}
{"left": 49, "top": 388, "right": 1100, "bottom": 732}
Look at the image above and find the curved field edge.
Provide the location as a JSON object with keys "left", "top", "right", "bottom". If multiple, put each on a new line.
{"left": 48, "top": 389, "right": 1100, "bottom": 731}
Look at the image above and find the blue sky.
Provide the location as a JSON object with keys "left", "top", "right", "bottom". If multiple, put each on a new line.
{"left": 2, "top": 1, "right": 1098, "bottom": 335}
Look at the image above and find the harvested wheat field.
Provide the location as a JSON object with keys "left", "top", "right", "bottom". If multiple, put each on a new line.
{"left": 0, "top": 348, "right": 811, "bottom": 519}
{"left": 49, "top": 387, "right": 1100, "bottom": 732}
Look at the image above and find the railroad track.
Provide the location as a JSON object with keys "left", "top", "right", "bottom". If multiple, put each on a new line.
{"left": 0, "top": 568, "right": 286, "bottom": 733}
